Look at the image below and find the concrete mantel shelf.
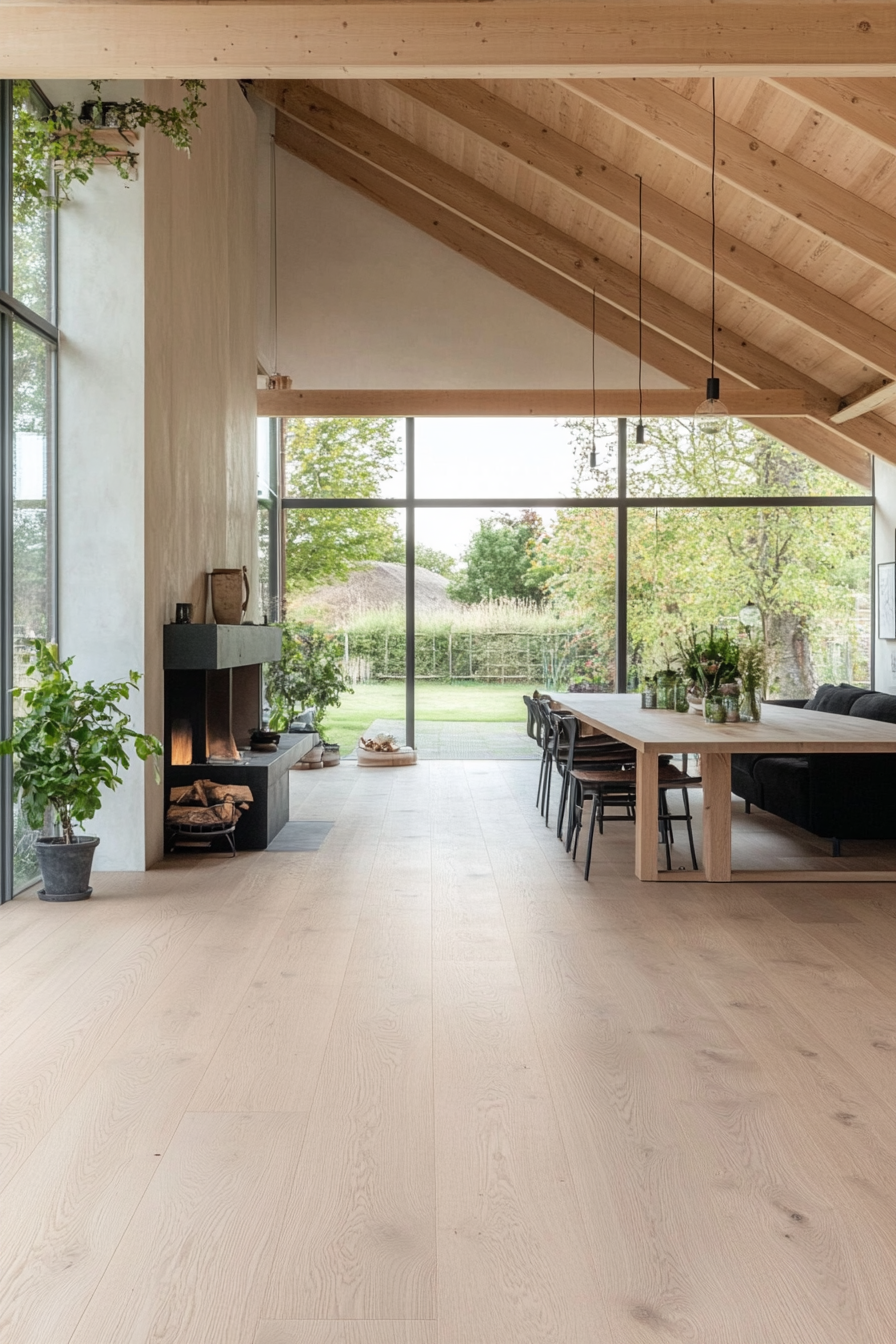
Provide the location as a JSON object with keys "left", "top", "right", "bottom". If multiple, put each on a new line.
{"left": 163, "top": 623, "right": 283, "bottom": 671}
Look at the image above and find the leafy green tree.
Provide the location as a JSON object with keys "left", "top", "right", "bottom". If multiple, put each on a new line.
{"left": 448, "top": 510, "right": 551, "bottom": 605}
{"left": 284, "top": 417, "right": 404, "bottom": 591}
{"left": 551, "top": 419, "right": 869, "bottom": 696}
{"left": 414, "top": 546, "right": 456, "bottom": 579}
{"left": 381, "top": 538, "right": 457, "bottom": 578}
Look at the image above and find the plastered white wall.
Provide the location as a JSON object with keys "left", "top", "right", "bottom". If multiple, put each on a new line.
{"left": 274, "top": 153, "right": 680, "bottom": 392}
{"left": 874, "top": 457, "right": 896, "bottom": 693}
{"left": 56, "top": 89, "right": 148, "bottom": 871}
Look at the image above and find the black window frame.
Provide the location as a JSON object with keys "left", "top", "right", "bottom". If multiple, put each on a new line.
{"left": 1, "top": 79, "right": 60, "bottom": 902}
{"left": 280, "top": 415, "right": 876, "bottom": 749}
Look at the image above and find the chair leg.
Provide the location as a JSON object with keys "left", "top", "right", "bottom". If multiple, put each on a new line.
{"left": 682, "top": 789, "right": 699, "bottom": 870}
{"left": 584, "top": 791, "right": 600, "bottom": 881}
{"left": 744, "top": 800, "right": 752, "bottom": 814}
{"left": 571, "top": 782, "right": 584, "bottom": 859}
{"left": 537, "top": 749, "right": 549, "bottom": 813}
{"left": 660, "top": 795, "right": 673, "bottom": 871}
{"left": 557, "top": 772, "right": 569, "bottom": 842}
{"left": 565, "top": 778, "right": 579, "bottom": 852}
{"left": 832, "top": 837, "right": 841, "bottom": 858}
{"left": 543, "top": 765, "right": 552, "bottom": 827}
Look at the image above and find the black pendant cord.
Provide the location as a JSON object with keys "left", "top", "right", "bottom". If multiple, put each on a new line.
{"left": 710, "top": 77, "right": 717, "bottom": 387}
{"left": 638, "top": 174, "right": 643, "bottom": 430}
{"left": 590, "top": 286, "right": 597, "bottom": 468}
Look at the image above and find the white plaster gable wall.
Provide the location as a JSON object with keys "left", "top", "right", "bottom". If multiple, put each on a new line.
{"left": 274, "top": 153, "right": 682, "bottom": 392}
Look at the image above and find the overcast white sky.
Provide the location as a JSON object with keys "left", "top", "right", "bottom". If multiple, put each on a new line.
{"left": 261, "top": 416, "right": 620, "bottom": 562}
{"left": 394, "top": 417, "right": 606, "bottom": 558}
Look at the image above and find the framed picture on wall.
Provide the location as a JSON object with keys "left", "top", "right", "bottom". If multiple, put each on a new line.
{"left": 878, "top": 562, "right": 896, "bottom": 639}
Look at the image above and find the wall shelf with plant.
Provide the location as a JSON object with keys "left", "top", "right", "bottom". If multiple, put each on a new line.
{"left": 13, "top": 79, "right": 206, "bottom": 220}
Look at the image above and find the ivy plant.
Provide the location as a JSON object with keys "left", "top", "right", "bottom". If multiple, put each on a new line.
{"left": 0, "top": 639, "right": 163, "bottom": 843}
{"left": 13, "top": 79, "right": 206, "bottom": 221}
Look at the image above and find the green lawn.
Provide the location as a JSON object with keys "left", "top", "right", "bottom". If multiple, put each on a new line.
{"left": 322, "top": 681, "right": 528, "bottom": 749}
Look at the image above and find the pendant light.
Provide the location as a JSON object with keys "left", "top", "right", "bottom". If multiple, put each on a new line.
{"left": 635, "top": 174, "right": 646, "bottom": 446}
{"left": 694, "top": 78, "right": 728, "bottom": 433}
{"left": 590, "top": 286, "right": 597, "bottom": 469}
{"left": 266, "top": 132, "right": 292, "bottom": 391}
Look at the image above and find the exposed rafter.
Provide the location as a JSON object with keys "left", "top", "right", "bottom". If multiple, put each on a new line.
{"left": 270, "top": 108, "right": 875, "bottom": 485}
{"left": 767, "top": 78, "right": 896, "bottom": 154}
{"left": 562, "top": 78, "right": 895, "bottom": 278}
{"left": 391, "top": 79, "right": 896, "bottom": 380}
{"left": 259, "top": 80, "right": 896, "bottom": 467}
{"left": 2, "top": 5, "right": 895, "bottom": 80}
{"left": 831, "top": 379, "right": 896, "bottom": 424}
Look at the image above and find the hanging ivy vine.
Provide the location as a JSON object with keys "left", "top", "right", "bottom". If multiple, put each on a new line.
{"left": 13, "top": 79, "right": 206, "bottom": 220}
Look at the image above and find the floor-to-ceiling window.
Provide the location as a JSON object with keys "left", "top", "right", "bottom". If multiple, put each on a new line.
{"left": 277, "top": 414, "right": 872, "bottom": 758}
{"left": 1, "top": 80, "right": 58, "bottom": 900}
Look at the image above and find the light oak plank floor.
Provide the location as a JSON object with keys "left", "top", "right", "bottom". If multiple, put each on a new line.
{"left": 2, "top": 761, "right": 895, "bottom": 1343}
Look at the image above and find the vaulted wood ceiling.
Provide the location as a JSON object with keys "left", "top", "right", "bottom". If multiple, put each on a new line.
{"left": 254, "top": 73, "right": 896, "bottom": 487}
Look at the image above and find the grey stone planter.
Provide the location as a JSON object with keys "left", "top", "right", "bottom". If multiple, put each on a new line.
{"left": 36, "top": 836, "right": 99, "bottom": 900}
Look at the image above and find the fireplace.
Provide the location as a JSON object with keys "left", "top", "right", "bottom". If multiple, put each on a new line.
{"left": 163, "top": 624, "right": 317, "bottom": 849}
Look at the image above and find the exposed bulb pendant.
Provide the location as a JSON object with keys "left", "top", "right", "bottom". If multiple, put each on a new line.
{"left": 266, "top": 132, "right": 292, "bottom": 391}
{"left": 590, "top": 286, "right": 597, "bottom": 468}
{"left": 695, "top": 79, "right": 729, "bottom": 435}
{"left": 635, "top": 174, "right": 647, "bottom": 448}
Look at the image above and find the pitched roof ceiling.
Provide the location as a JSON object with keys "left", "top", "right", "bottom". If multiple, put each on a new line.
{"left": 255, "top": 75, "right": 896, "bottom": 487}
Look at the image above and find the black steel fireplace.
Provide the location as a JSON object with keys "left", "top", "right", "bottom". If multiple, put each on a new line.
{"left": 163, "top": 624, "right": 316, "bottom": 849}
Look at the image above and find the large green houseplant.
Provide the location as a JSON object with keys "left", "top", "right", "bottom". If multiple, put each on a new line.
{"left": 265, "top": 625, "right": 352, "bottom": 739}
{"left": 0, "top": 640, "right": 162, "bottom": 900}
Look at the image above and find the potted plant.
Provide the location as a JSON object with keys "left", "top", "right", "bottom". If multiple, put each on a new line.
{"left": 265, "top": 625, "right": 352, "bottom": 766}
{"left": 675, "top": 626, "right": 740, "bottom": 713}
{"left": 0, "top": 640, "right": 162, "bottom": 900}
{"left": 738, "top": 635, "right": 766, "bottom": 721}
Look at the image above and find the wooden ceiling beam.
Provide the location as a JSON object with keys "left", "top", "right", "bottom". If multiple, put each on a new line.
{"left": 266, "top": 82, "right": 896, "bottom": 465}
{"left": 271, "top": 113, "right": 875, "bottom": 485}
{"left": 2, "top": 5, "right": 895, "bottom": 80}
{"left": 767, "top": 78, "right": 896, "bottom": 154}
{"left": 256, "top": 80, "right": 835, "bottom": 409}
{"left": 392, "top": 79, "right": 896, "bottom": 380}
{"left": 257, "top": 388, "right": 810, "bottom": 418}
{"left": 831, "top": 377, "right": 896, "bottom": 423}
{"left": 562, "top": 77, "right": 895, "bottom": 278}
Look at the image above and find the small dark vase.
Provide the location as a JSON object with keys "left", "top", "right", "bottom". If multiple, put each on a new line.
{"left": 36, "top": 836, "right": 99, "bottom": 901}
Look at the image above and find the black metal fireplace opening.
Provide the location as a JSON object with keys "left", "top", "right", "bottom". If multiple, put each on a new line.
{"left": 162, "top": 624, "right": 316, "bottom": 850}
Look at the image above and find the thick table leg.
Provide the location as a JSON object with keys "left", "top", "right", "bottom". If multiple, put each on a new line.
{"left": 701, "top": 752, "right": 732, "bottom": 882}
{"left": 634, "top": 751, "right": 658, "bottom": 880}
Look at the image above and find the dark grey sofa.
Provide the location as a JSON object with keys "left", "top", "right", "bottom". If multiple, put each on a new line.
{"left": 731, "top": 683, "right": 896, "bottom": 845}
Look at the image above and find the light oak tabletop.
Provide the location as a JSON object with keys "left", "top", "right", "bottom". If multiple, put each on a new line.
{"left": 552, "top": 693, "right": 896, "bottom": 755}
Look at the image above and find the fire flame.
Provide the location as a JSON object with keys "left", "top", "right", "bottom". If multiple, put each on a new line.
{"left": 171, "top": 719, "right": 193, "bottom": 766}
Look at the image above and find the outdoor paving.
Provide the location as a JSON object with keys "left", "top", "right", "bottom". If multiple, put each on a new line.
{"left": 351, "top": 718, "right": 542, "bottom": 760}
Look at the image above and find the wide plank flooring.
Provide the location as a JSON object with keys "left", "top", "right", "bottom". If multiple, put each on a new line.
{"left": 1, "top": 760, "right": 895, "bottom": 1343}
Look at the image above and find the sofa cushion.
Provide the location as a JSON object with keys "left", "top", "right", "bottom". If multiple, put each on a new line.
{"left": 848, "top": 691, "right": 896, "bottom": 725}
{"left": 752, "top": 755, "right": 810, "bottom": 829}
{"left": 804, "top": 683, "right": 873, "bottom": 715}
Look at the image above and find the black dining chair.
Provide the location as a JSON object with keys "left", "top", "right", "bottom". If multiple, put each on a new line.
{"left": 568, "top": 760, "right": 703, "bottom": 879}
{"left": 551, "top": 711, "right": 637, "bottom": 845}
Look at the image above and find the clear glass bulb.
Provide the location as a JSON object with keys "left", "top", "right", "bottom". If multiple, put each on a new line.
{"left": 695, "top": 378, "right": 728, "bottom": 434}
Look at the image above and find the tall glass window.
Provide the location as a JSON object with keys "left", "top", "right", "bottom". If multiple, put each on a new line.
{"left": 279, "top": 414, "right": 873, "bottom": 759}
{"left": 1, "top": 80, "right": 58, "bottom": 900}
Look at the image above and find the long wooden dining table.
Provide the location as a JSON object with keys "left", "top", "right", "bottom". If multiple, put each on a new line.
{"left": 552, "top": 692, "right": 896, "bottom": 882}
